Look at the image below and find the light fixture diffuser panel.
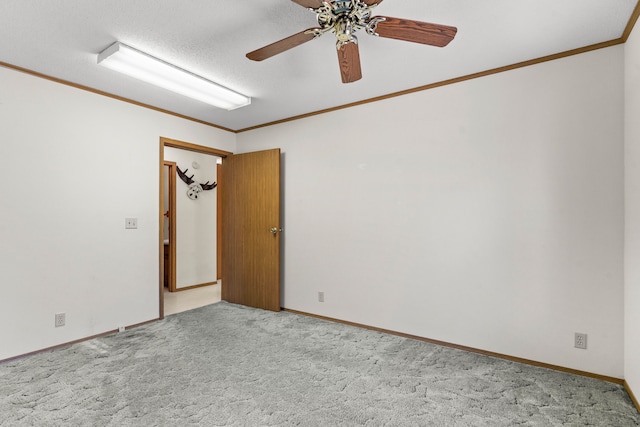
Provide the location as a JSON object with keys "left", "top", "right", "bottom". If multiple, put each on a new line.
{"left": 97, "top": 42, "right": 251, "bottom": 110}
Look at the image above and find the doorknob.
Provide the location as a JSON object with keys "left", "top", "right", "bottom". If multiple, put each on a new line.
{"left": 270, "top": 227, "right": 282, "bottom": 235}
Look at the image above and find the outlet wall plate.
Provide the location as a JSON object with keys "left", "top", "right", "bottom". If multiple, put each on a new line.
{"left": 55, "top": 312, "right": 65, "bottom": 328}
{"left": 575, "top": 332, "right": 587, "bottom": 349}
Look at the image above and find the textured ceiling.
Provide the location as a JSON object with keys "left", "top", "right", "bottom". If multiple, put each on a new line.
{"left": 0, "top": 0, "right": 638, "bottom": 131}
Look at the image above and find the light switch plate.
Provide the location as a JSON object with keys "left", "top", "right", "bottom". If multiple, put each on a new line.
{"left": 125, "top": 218, "right": 138, "bottom": 229}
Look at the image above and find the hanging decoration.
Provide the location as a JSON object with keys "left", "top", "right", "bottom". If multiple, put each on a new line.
{"left": 176, "top": 165, "right": 217, "bottom": 200}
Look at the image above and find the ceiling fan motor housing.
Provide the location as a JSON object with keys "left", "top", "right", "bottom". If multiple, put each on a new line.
{"left": 317, "top": 0, "right": 376, "bottom": 39}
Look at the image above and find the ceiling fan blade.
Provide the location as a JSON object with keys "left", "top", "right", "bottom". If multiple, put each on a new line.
{"left": 371, "top": 16, "right": 457, "bottom": 47}
{"left": 291, "top": 0, "right": 325, "bottom": 9}
{"left": 247, "top": 28, "right": 321, "bottom": 61}
{"left": 337, "top": 41, "right": 362, "bottom": 84}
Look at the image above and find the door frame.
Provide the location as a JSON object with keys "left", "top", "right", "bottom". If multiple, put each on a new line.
{"left": 159, "top": 137, "right": 232, "bottom": 319}
{"left": 163, "top": 161, "right": 177, "bottom": 292}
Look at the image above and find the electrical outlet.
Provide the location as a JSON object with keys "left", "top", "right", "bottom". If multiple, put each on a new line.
{"left": 318, "top": 291, "right": 324, "bottom": 303}
{"left": 125, "top": 218, "right": 138, "bottom": 229}
{"left": 118, "top": 326, "right": 125, "bottom": 333}
{"left": 55, "top": 313, "right": 65, "bottom": 328}
{"left": 575, "top": 332, "right": 587, "bottom": 349}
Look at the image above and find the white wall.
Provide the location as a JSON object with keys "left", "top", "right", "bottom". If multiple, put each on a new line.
{"left": 0, "top": 66, "right": 234, "bottom": 361}
{"left": 625, "top": 22, "right": 640, "bottom": 397}
{"left": 164, "top": 147, "right": 219, "bottom": 289}
{"left": 0, "top": 41, "right": 631, "bottom": 382}
{"left": 238, "top": 46, "right": 625, "bottom": 378}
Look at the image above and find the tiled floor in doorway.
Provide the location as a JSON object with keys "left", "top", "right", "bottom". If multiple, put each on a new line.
{"left": 164, "top": 283, "right": 221, "bottom": 316}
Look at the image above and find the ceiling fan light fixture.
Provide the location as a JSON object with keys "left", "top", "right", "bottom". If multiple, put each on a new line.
{"left": 97, "top": 42, "right": 251, "bottom": 110}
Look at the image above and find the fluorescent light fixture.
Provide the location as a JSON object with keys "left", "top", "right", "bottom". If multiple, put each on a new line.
{"left": 97, "top": 42, "right": 251, "bottom": 110}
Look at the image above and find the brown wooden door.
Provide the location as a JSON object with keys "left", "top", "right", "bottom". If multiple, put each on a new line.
{"left": 221, "top": 149, "right": 281, "bottom": 311}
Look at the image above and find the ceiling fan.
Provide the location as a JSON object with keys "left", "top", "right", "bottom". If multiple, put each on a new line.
{"left": 246, "top": 0, "right": 457, "bottom": 84}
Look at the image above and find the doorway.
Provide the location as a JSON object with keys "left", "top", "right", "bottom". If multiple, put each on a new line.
{"left": 159, "top": 137, "right": 232, "bottom": 319}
